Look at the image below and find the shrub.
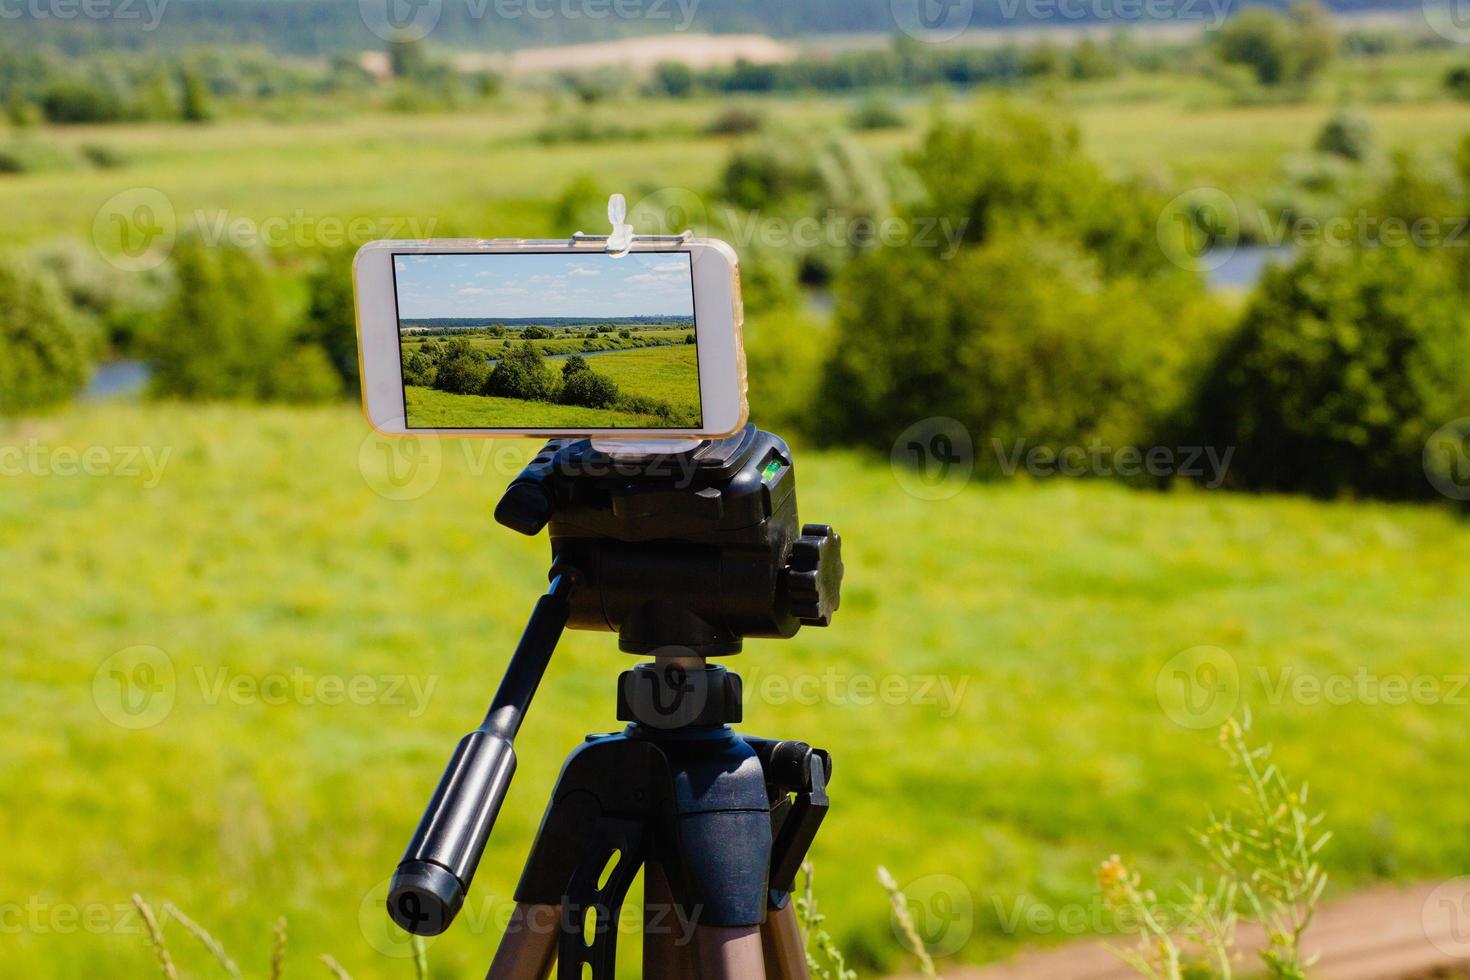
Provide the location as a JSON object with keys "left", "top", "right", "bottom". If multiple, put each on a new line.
{"left": 259, "top": 343, "right": 342, "bottom": 402}
{"left": 403, "top": 351, "right": 435, "bottom": 387}
{"left": 521, "top": 326, "right": 554, "bottom": 340}
{"left": 815, "top": 231, "right": 1224, "bottom": 462}
{"left": 301, "top": 247, "right": 358, "bottom": 392}
{"left": 434, "top": 339, "right": 490, "bottom": 396}
{"left": 561, "top": 354, "right": 590, "bottom": 378}
{"left": 1314, "top": 111, "right": 1373, "bottom": 162}
{"left": 0, "top": 255, "right": 92, "bottom": 416}
{"left": 559, "top": 367, "right": 619, "bottom": 408}
{"left": 1179, "top": 245, "right": 1470, "bottom": 499}
{"left": 1446, "top": 65, "right": 1470, "bottom": 101}
{"left": 40, "top": 79, "right": 127, "bottom": 124}
{"left": 652, "top": 61, "right": 695, "bottom": 98}
{"left": 484, "top": 341, "right": 554, "bottom": 401}
{"left": 150, "top": 239, "right": 289, "bottom": 400}
{"left": 847, "top": 98, "right": 904, "bottom": 131}
{"left": 906, "top": 103, "right": 1169, "bottom": 278}
{"left": 705, "top": 106, "right": 764, "bottom": 136}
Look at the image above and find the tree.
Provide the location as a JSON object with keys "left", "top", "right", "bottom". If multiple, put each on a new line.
{"left": 1314, "top": 111, "right": 1373, "bottom": 162}
{"left": 150, "top": 238, "right": 287, "bottom": 400}
{"left": 1214, "top": 8, "right": 1297, "bottom": 86}
{"left": 178, "top": 66, "right": 213, "bottom": 123}
{"left": 301, "top": 247, "right": 358, "bottom": 391}
{"left": 0, "top": 255, "right": 92, "bottom": 416}
{"left": 434, "top": 338, "right": 489, "bottom": 395}
{"left": 1180, "top": 245, "right": 1470, "bottom": 499}
{"left": 1446, "top": 65, "right": 1470, "bottom": 101}
{"left": 484, "top": 341, "right": 555, "bottom": 401}
{"left": 388, "top": 35, "right": 430, "bottom": 80}
{"left": 1213, "top": 1, "right": 1335, "bottom": 87}
{"left": 403, "top": 351, "right": 435, "bottom": 387}
{"left": 1290, "top": 0, "right": 1337, "bottom": 83}
{"left": 559, "top": 368, "right": 619, "bottom": 408}
{"left": 561, "top": 354, "right": 590, "bottom": 378}
{"left": 652, "top": 61, "right": 694, "bottom": 98}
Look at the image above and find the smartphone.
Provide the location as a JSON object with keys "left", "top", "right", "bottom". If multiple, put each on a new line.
{"left": 354, "top": 239, "right": 748, "bottom": 438}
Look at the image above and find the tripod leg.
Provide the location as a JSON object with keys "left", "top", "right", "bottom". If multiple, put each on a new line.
{"left": 487, "top": 903, "right": 559, "bottom": 980}
{"left": 760, "top": 902, "right": 810, "bottom": 980}
{"left": 643, "top": 862, "right": 698, "bottom": 979}
{"left": 694, "top": 925, "right": 767, "bottom": 980}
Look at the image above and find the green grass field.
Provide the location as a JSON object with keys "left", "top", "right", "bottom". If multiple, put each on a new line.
{"left": 3, "top": 403, "right": 1469, "bottom": 978}
{"left": 405, "top": 385, "right": 665, "bottom": 427}
{"left": 583, "top": 344, "right": 702, "bottom": 418}
{"left": 403, "top": 345, "right": 701, "bottom": 428}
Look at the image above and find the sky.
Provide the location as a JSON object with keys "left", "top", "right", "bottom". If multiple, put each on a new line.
{"left": 393, "top": 251, "right": 696, "bottom": 322}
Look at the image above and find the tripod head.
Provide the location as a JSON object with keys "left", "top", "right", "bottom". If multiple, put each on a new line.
{"left": 495, "top": 424, "right": 843, "bottom": 655}
{"left": 387, "top": 425, "right": 842, "bottom": 937}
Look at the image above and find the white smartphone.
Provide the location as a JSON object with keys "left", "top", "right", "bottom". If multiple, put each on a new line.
{"left": 354, "top": 239, "right": 749, "bottom": 438}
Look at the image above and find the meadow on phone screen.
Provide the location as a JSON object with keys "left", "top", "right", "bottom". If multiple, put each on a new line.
{"left": 393, "top": 251, "right": 703, "bottom": 430}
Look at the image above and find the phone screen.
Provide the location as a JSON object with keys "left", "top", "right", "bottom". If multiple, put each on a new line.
{"left": 392, "top": 250, "right": 703, "bottom": 430}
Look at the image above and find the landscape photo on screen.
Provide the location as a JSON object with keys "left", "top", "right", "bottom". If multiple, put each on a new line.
{"left": 394, "top": 251, "right": 701, "bottom": 429}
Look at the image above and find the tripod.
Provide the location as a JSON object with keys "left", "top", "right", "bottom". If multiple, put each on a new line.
{"left": 385, "top": 426, "right": 844, "bottom": 979}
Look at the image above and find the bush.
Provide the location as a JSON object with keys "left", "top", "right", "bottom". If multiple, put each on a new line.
{"left": 1213, "top": 0, "right": 1335, "bottom": 87}
{"left": 301, "top": 247, "right": 359, "bottom": 392}
{"left": 483, "top": 341, "right": 554, "bottom": 401}
{"left": 0, "top": 255, "right": 93, "bottom": 416}
{"left": 847, "top": 98, "right": 905, "bottom": 131}
{"left": 1314, "top": 111, "right": 1373, "bottom": 162}
{"left": 906, "top": 102, "right": 1173, "bottom": 277}
{"left": 561, "top": 354, "right": 590, "bottom": 378}
{"left": 434, "top": 339, "right": 490, "bottom": 396}
{"left": 1179, "top": 245, "right": 1470, "bottom": 499}
{"left": 815, "top": 232, "right": 1224, "bottom": 462}
{"left": 705, "top": 106, "right": 764, "bottom": 136}
{"left": 150, "top": 239, "right": 289, "bottom": 400}
{"left": 521, "top": 326, "right": 554, "bottom": 340}
{"left": 1446, "top": 65, "right": 1470, "bottom": 101}
{"left": 559, "top": 367, "right": 619, "bottom": 408}
{"left": 259, "top": 343, "right": 342, "bottom": 402}
{"left": 40, "top": 79, "right": 127, "bottom": 124}
{"left": 403, "top": 351, "right": 435, "bottom": 387}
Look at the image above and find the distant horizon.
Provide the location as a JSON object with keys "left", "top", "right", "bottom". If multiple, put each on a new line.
{"left": 393, "top": 252, "right": 696, "bottom": 321}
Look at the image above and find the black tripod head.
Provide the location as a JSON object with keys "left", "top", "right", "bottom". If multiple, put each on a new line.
{"left": 387, "top": 425, "right": 842, "bottom": 938}
{"left": 495, "top": 424, "right": 843, "bottom": 656}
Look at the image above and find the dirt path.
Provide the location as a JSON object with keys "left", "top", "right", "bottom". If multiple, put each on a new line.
{"left": 891, "top": 880, "right": 1470, "bottom": 980}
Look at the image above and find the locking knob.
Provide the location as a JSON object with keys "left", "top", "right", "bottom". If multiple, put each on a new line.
{"left": 785, "top": 524, "right": 843, "bottom": 627}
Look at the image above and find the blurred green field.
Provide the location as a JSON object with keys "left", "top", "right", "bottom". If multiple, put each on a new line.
{"left": 3, "top": 54, "right": 1467, "bottom": 252}
{"left": 3, "top": 403, "right": 1469, "bottom": 977}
